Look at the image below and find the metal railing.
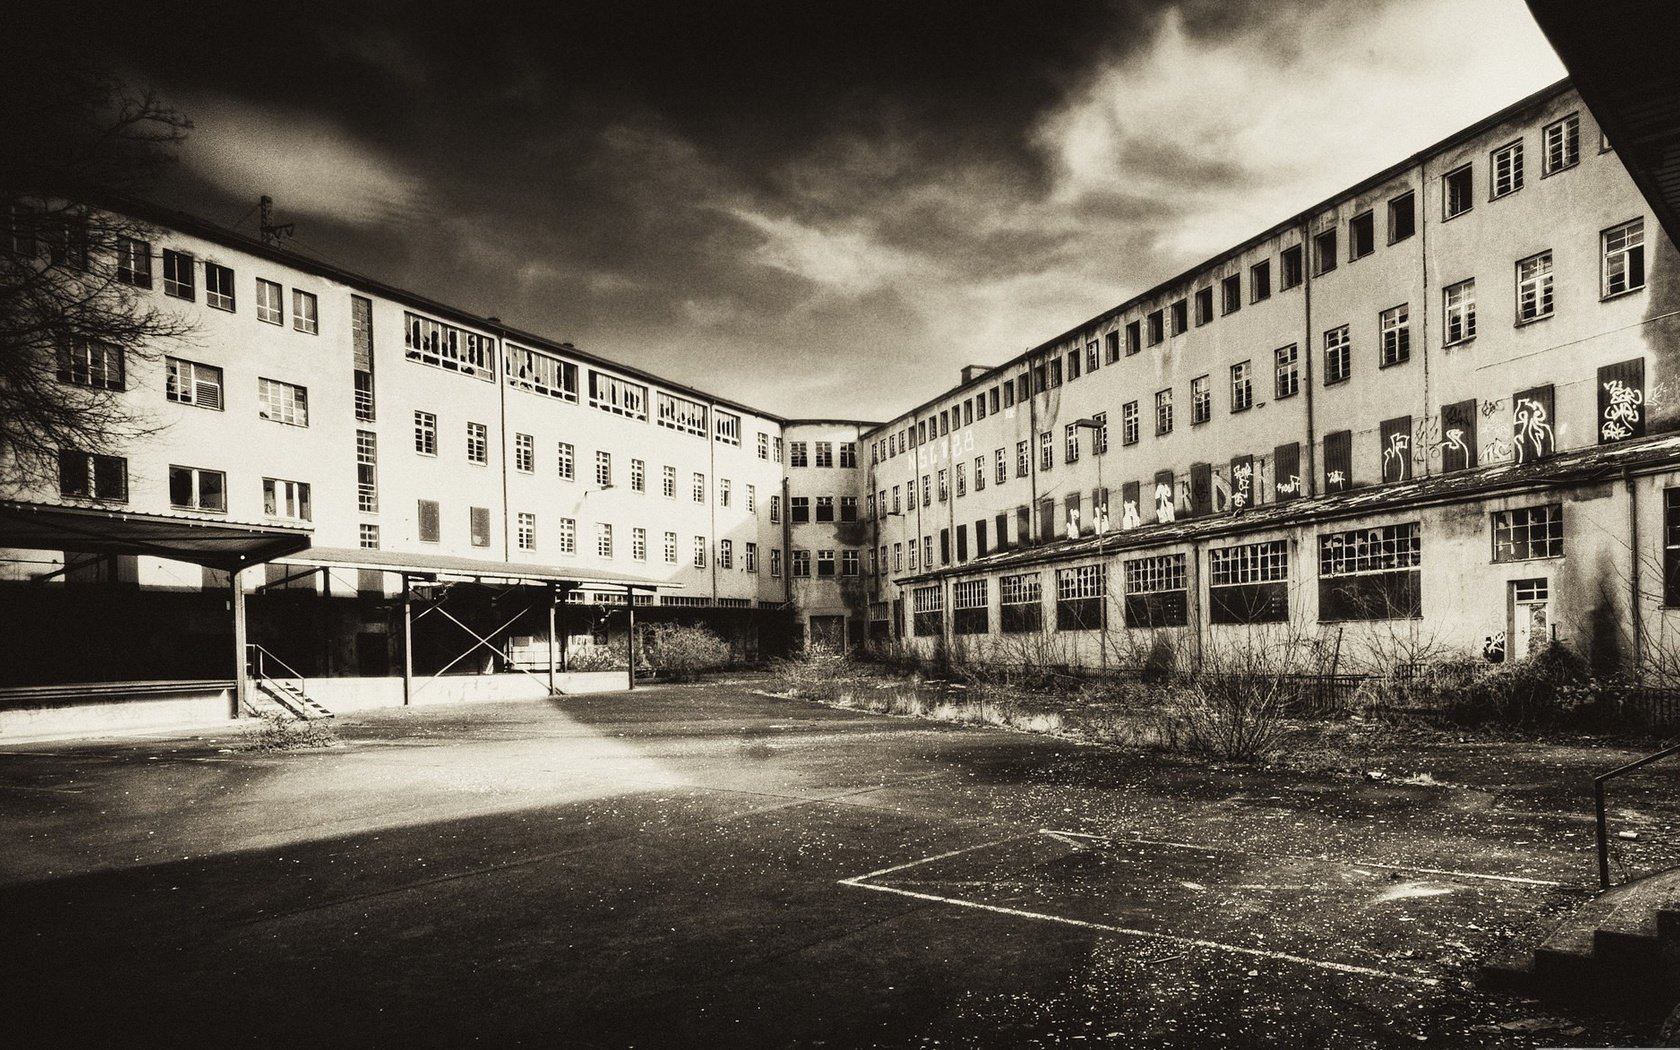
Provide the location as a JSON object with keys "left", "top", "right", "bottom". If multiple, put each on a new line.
{"left": 1594, "top": 741, "right": 1680, "bottom": 889}
{"left": 246, "top": 643, "right": 306, "bottom": 692}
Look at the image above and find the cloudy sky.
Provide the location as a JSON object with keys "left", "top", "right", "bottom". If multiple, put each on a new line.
{"left": 37, "top": 0, "right": 1563, "bottom": 420}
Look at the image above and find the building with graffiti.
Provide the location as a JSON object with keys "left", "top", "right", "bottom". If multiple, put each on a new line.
{"left": 868, "top": 79, "right": 1680, "bottom": 678}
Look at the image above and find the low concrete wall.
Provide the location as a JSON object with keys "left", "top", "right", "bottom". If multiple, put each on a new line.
{"left": 306, "top": 672, "right": 629, "bottom": 713}
{"left": 0, "top": 688, "right": 232, "bottom": 740}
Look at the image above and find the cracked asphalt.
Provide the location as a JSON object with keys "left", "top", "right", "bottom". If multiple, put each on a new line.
{"left": 0, "top": 679, "right": 1663, "bottom": 1047}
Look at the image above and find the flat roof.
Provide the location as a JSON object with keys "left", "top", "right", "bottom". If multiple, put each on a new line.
{"left": 0, "top": 501, "right": 312, "bottom": 571}
{"left": 281, "top": 546, "right": 682, "bottom": 590}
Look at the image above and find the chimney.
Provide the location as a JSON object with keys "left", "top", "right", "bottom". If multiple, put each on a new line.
{"left": 960, "top": 364, "right": 989, "bottom": 385}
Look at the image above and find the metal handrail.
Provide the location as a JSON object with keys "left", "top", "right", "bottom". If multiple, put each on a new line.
{"left": 1594, "top": 741, "right": 1680, "bottom": 889}
{"left": 246, "top": 643, "right": 305, "bottom": 688}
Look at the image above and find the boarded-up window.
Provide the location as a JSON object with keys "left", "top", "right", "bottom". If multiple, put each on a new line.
{"left": 1189, "top": 462, "right": 1213, "bottom": 517}
{"left": 418, "top": 499, "right": 440, "bottom": 542}
{"left": 1323, "top": 430, "right": 1352, "bottom": 492}
{"left": 1121, "top": 480, "right": 1141, "bottom": 525}
{"left": 1037, "top": 499, "right": 1056, "bottom": 543}
{"left": 1154, "top": 469, "right": 1177, "bottom": 522}
{"left": 1513, "top": 385, "right": 1556, "bottom": 462}
{"left": 975, "top": 520, "right": 988, "bottom": 557}
{"left": 1274, "top": 443, "right": 1302, "bottom": 501}
{"left": 470, "top": 506, "right": 491, "bottom": 547}
{"left": 1017, "top": 505, "right": 1032, "bottom": 546}
{"left": 956, "top": 524, "right": 969, "bottom": 562}
{"left": 996, "top": 512, "right": 1010, "bottom": 550}
{"left": 1380, "top": 416, "right": 1413, "bottom": 483}
{"left": 1598, "top": 358, "right": 1646, "bottom": 443}
{"left": 940, "top": 528, "right": 951, "bottom": 565}
{"left": 1065, "top": 490, "right": 1082, "bottom": 535}
{"left": 1441, "top": 400, "right": 1478, "bottom": 473}
{"left": 1230, "top": 454, "right": 1255, "bottom": 509}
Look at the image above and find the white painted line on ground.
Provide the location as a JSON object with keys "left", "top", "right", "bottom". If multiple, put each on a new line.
{"left": 1038, "top": 829, "right": 1568, "bottom": 888}
{"left": 840, "top": 877, "right": 1440, "bottom": 987}
{"left": 847, "top": 837, "right": 1019, "bottom": 882}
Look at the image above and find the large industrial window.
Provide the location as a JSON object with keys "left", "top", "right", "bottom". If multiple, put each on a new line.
{"left": 953, "top": 580, "right": 989, "bottom": 635}
{"left": 1492, "top": 504, "right": 1563, "bottom": 561}
{"left": 912, "top": 586, "right": 944, "bottom": 637}
{"left": 1056, "top": 565, "right": 1106, "bottom": 631}
{"left": 1209, "top": 540, "right": 1289, "bottom": 624}
{"left": 1000, "top": 573, "right": 1043, "bottom": 633}
{"left": 406, "top": 311, "right": 494, "bottom": 381}
{"left": 1318, "top": 522, "right": 1421, "bottom": 621}
{"left": 587, "top": 370, "right": 647, "bottom": 419}
{"left": 1124, "top": 554, "right": 1187, "bottom": 628}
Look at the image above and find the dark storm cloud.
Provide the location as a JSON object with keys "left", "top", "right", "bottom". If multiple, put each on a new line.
{"left": 26, "top": 0, "right": 1558, "bottom": 416}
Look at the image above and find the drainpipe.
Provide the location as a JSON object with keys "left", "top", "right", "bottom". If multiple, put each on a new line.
{"left": 1416, "top": 161, "right": 1433, "bottom": 469}
{"left": 1627, "top": 467, "right": 1643, "bottom": 682}
{"left": 1299, "top": 222, "right": 1319, "bottom": 495}
{"left": 1027, "top": 366, "right": 1041, "bottom": 542}
{"left": 491, "top": 319, "right": 512, "bottom": 559}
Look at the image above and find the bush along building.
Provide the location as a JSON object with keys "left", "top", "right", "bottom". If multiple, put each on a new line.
{"left": 0, "top": 194, "right": 876, "bottom": 729}
{"left": 867, "top": 80, "right": 1680, "bottom": 681}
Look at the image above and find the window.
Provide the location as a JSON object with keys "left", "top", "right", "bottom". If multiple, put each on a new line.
{"left": 1194, "top": 286, "right": 1214, "bottom": 326}
{"left": 1209, "top": 540, "right": 1289, "bottom": 624}
{"left": 790, "top": 441, "right": 809, "bottom": 467}
{"left": 951, "top": 580, "right": 989, "bottom": 635}
{"left": 1491, "top": 140, "right": 1524, "bottom": 198}
{"left": 466, "top": 421, "right": 489, "bottom": 464}
{"left": 501, "top": 345, "right": 577, "bottom": 402}
{"left": 791, "top": 496, "right": 810, "bottom": 523}
{"left": 1380, "top": 304, "right": 1410, "bottom": 366}
{"left": 1388, "top": 192, "right": 1416, "bottom": 243}
{"left": 661, "top": 464, "right": 675, "bottom": 497}
{"left": 587, "top": 371, "right": 647, "bottom": 419}
{"left": 360, "top": 524, "right": 380, "bottom": 550}
{"left": 58, "top": 450, "right": 127, "bottom": 502}
{"left": 1250, "top": 260, "right": 1271, "bottom": 303}
{"left": 1122, "top": 401, "right": 1139, "bottom": 445}
{"left": 1444, "top": 279, "right": 1476, "bottom": 345}
{"left": 1323, "top": 326, "right": 1350, "bottom": 384}
{"left": 1230, "top": 362, "right": 1253, "bottom": 412}
{"left": 840, "top": 442, "right": 858, "bottom": 468}
{"left": 518, "top": 513, "right": 536, "bottom": 551}
{"left": 1147, "top": 309, "right": 1165, "bottom": 346}
{"left": 791, "top": 549, "right": 809, "bottom": 577}
{"left": 1155, "top": 389, "right": 1173, "bottom": 435}
{"left": 813, "top": 495, "right": 835, "bottom": 523}
{"left": 1067, "top": 349, "right": 1082, "bottom": 380}
{"left": 116, "top": 236, "right": 152, "bottom": 287}
{"left": 719, "top": 478, "right": 731, "bottom": 507}
{"left": 757, "top": 432, "right": 769, "bottom": 459}
{"left": 815, "top": 441, "right": 834, "bottom": 467}
{"left": 691, "top": 472, "right": 705, "bottom": 503}
{"left": 1319, "top": 522, "right": 1422, "bottom": 620}
{"left": 1544, "top": 114, "right": 1580, "bottom": 175}
{"left": 1055, "top": 565, "right": 1106, "bottom": 631}
{"left": 1343, "top": 213, "right": 1373, "bottom": 261}
{"left": 44, "top": 213, "right": 88, "bottom": 270}
{"left": 1038, "top": 432, "right": 1054, "bottom": 472}
{"left": 1665, "top": 491, "right": 1680, "bottom": 605}
{"left": 597, "top": 523, "right": 614, "bottom": 558}
{"left": 162, "top": 249, "right": 194, "bottom": 299}
{"left": 1064, "top": 425, "right": 1080, "bottom": 464}
{"left": 258, "top": 378, "right": 309, "bottom": 426}
{"left": 774, "top": 436, "right": 784, "bottom": 463}
{"left": 994, "top": 448, "right": 1007, "bottom": 485}
{"left": 557, "top": 518, "right": 577, "bottom": 555}
{"left": 1126, "top": 320, "right": 1142, "bottom": 355}
{"left": 1124, "top": 554, "right": 1187, "bottom": 628}
{"left": 1603, "top": 219, "right": 1646, "bottom": 297}
{"left": 714, "top": 410, "right": 741, "bottom": 446}
{"left": 417, "top": 499, "right": 440, "bottom": 542}
{"left": 292, "top": 290, "right": 318, "bottom": 334}
{"left": 1091, "top": 411, "right": 1109, "bottom": 454}
{"left": 1016, "top": 440, "right": 1030, "bottom": 477}
{"left": 770, "top": 549, "right": 783, "bottom": 577}
{"left": 1170, "top": 299, "right": 1188, "bottom": 335}
{"left": 1191, "top": 375, "right": 1211, "bottom": 424}
{"left": 356, "top": 430, "right": 378, "bottom": 512}
{"left": 1085, "top": 342, "right": 1099, "bottom": 374}
{"left": 557, "top": 441, "right": 576, "bottom": 480}
{"left": 771, "top": 495, "right": 782, "bottom": 523}
{"left": 406, "top": 312, "right": 495, "bottom": 381}
{"left": 630, "top": 458, "right": 645, "bottom": 492}
{"left": 470, "top": 506, "right": 491, "bottom": 547}
{"left": 1493, "top": 504, "right": 1563, "bottom": 561}
{"left": 414, "top": 411, "right": 437, "bottom": 455}
{"left": 263, "top": 478, "right": 312, "bottom": 522}
{"left": 842, "top": 550, "right": 860, "bottom": 576}
{"left": 1516, "top": 252, "right": 1554, "bottom": 323}
{"left": 205, "top": 263, "right": 235, "bottom": 311}
{"left": 1443, "top": 165, "right": 1473, "bottom": 219}
{"left": 718, "top": 539, "right": 732, "bottom": 569}
{"left": 663, "top": 531, "right": 678, "bottom": 563}
{"left": 57, "top": 338, "right": 123, "bottom": 390}
{"left": 351, "top": 295, "right": 375, "bottom": 420}
{"left": 745, "top": 542, "right": 758, "bottom": 572}
{"left": 997, "top": 573, "right": 1042, "bottom": 633}
{"left": 255, "top": 279, "right": 284, "bottom": 325}
{"left": 1280, "top": 244, "right": 1303, "bottom": 290}
{"left": 1274, "top": 344, "right": 1299, "bottom": 399}
{"left": 911, "top": 586, "right": 943, "bottom": 637}
{"left": 655, "top": 391, "right": 707, "bottom": 436}
{"left": 972, "top": 457, "right": 985, "bottom": 493}
{"left": 1313, "top": 228, "right": 1338, "bottom": 275}
{"left": 840, "top": 495, "right": 858, "bottom": 521}
{"left": 596, "top": 451, "right": 612, "bottom": 488}
{"left": 168, "top": 465, "right": 226, "bottom": 512}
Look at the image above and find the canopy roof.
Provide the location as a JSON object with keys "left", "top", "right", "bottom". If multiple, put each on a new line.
{"left": 282, "top": 546, "right": 682, "bottom": 591}
{"left": 0, "top": 500, "right": 311, "bottom": 571}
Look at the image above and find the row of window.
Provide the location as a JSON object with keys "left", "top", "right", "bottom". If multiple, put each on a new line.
{"left": 788, "top": 549, "right": 864, "bottom": 578}
{"left": 788, "top": 441, "right": 859, "bottom": 468}
{"left": 869, "top": 114, "right": 1594, "bottom": 467}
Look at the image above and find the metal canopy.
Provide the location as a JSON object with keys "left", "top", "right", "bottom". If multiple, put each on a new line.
{"left": 0, "top": 500, "right": 312, "bottom": 571}
{"left": 1526, "top": 1, "right": 1680, "bottom": 251}
{"left": 282, "top": 546, "right": 682, "bottom": 591}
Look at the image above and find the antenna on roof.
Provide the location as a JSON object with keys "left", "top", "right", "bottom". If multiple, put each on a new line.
{"left": 259, "top": 195, "right": 295, "bottom": 248}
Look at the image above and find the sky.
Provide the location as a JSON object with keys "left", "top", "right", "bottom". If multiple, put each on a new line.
{"left": 29, "top": 0, "right": 1564, "bottom": 421}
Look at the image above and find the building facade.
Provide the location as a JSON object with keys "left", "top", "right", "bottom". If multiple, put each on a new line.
{"left": 866, "top": 81, "right": 1680, "bottom": 679}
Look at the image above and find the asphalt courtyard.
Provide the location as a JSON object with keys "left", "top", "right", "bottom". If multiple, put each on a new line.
{"left": 0, "top": 680, "right": 1650, "bottom": 1047}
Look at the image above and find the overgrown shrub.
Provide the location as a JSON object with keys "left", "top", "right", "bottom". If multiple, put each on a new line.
{"left": 567, "top": 642, "right": 628, "bottom": 672}
{"left": 771, "top": 645, "right": 856, "bottom": 702}
{"left": 640, "top": 623, "right": 732, "bottom": 681}
{"left": 239, "top": 713, "right": 337, "bottom": 752}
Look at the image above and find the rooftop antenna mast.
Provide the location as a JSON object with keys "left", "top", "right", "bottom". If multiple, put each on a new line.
{"left": 259, "top": 195, "right": 295, "bottom": 248}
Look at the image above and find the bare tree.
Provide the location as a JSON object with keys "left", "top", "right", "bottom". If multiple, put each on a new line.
{"left": 0, "top": 52, "right": 193, "bottom": 495}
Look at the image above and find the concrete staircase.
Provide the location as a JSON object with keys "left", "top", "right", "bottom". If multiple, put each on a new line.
{"left": 247, "top": 678, "right": 333, "bottom": 720}
{"left": 1483, "top": 869, "right": 1680, "bottom": 1017}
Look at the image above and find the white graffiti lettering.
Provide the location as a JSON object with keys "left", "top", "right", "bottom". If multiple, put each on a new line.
{"left": 1513, "top": 397, "right": 1553, "bottom": 462}
{"left": 1121, "top": 499, "right": 1141, "bottom": 530}
{"left": 1155, "top": 481, "right": 1175, "bottom": 523}
{"left": 1601, "top": 378, "right": 1643, "bottom": 441}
